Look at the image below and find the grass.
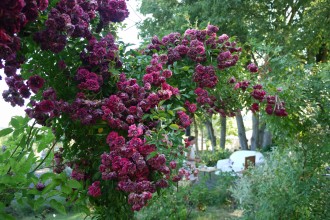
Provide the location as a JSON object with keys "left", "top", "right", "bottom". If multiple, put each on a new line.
{"left": 21, "top": 213, "right": 90, "bottom": 220}
{"left": 191, "top": 205, "right": 243, "bottom": 220}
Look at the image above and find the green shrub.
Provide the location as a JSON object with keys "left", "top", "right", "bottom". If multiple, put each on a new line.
{"left": 136, "top": 173, "right": 237, "bottom": 219}
{"left": 135, "top": 184, "right": 190, "bottom": 220}
{"left": 231, "top": 147, "right": 330, "bottom": 220}
{"left": 200, "top": 149, "right": 231, "bottom": 167}
{"left": 190, "top": 173, "right": 237, "bottom": 208}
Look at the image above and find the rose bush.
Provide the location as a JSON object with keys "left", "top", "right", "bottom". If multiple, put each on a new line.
{"left": 0, "top": 0, "right": 288, "bottom": 218}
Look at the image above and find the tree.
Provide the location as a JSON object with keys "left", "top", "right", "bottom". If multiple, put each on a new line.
{"left": 235, "top": 110, "right": 248, "bottom": 150}
{"left": 250, "top": 113, "right": 259, "bottom": 150}
{"left": 205, "top": 118, "right": 216, "bottom": 152}
{"left": 220, "top": 115, "right": 226, "bottom": 149}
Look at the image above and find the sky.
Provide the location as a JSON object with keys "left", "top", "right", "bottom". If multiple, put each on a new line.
{"left": 0, "top": 0, "right": 144, "bottom": 128}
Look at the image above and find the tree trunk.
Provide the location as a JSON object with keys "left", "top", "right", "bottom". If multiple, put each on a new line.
{"left": 220, "top": 115, "right": 226, "bottom": 149}
{"left": 236, "top": 110, "right": 248, "bottom": 150}
{"left": 262, "top": 129, "right": 272, "bottom": 149}
{"left": 205, "top": 119, "right": 216, "bottom": 152}
{"left": 193, "top": 116, "right": 199, "bottom": 154}
{"left": 258, "top": 122, "right": 266, "bottom": 148}
{"left": 201, "top": 127, "right": 204, "bottom": 151}
{"left": 250, "top": 113, "right": 259, "bottom": 150}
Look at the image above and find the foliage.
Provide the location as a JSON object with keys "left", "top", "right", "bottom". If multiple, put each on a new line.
{"left": 136, "top": 173, "right": 237, "bottom": 220}
{"left": 0, "top": 116, "right": 84, "bottom": 219}
{"left": 230, "top": 60, "right": 330, "bottom": 219}
{"left": 263, "top": 61, "right": 330, "bottom": 146}
{"left": 138, "top": 0, "right": 329, "bottom": 62}
{"left": 189, "top": 173, "right": 237, "bottom": 209}
{"left": 200, "top": 149, "right": 231, "bottom": 167}
{"left": 231, "top": 146, "right": 330, "bottom": 220}
{"left": 0, "top": 0, "right": 295, "bottom": 218}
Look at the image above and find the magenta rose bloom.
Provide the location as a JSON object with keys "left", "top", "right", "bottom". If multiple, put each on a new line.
{"left": 38, "top": 100, "right": 55, "bottom": 113}
{"left": 247, "top": 63, "right": 258, "bottom": 73}
{"left": 88, "top": 181, "right": 102, "bottom": 197}
{"left": 27, "top": 75, "right": 45, "bottom": 93}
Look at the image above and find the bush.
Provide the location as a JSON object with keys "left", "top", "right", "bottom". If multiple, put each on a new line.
{"left": 200, "top": 149, "right": 232, "bottom": 167}
{"left": 190, "top": 173, "right": 237, "bottom": 209}
{"left": 136, "top": 173, "right": 237, "bottom": 219}
{"left": 231, "top": 147, "right": 330, "bottom": 220}
{"left": 135, "top": 184, "right": 190, "bottom": 220}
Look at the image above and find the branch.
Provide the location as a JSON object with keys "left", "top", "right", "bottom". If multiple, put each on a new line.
{"left": 251, "top": 51, "right": 258, "bottom": 64}
{"left": 26, "top": 120, "right": 37, "bottom": 150}
{"left": 30, "top": 140, "right": 57, "bottom": 174}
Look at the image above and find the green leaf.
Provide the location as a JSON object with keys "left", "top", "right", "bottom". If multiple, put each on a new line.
{"left": 67, "top": 179, "right": 82, "bottom": 189}
{"left": 158, "top": 100, "right": 166, "bottom": 106}
{"left": 181, "top": 66, "right": 190, "bottom": 71}
{"left": 10, "top": 117, "right": 20, "bottom": 129}
{"left": 42, "top": 182, "right": 57, "bottom": 195}
{"left": 40, "top": 172, "right": 56, "bottom": 182}
{"left": 0, "top": 128, "right": 13, "bottom": 137}
{"left": 77, "top": 205, "right": 90, "bottom": 215}
{"left": 169, "top": 124, "right": 179, "bottom": 130}
{"left": 27, "top": 189, "right": 40, "bottom": 195}
{"left": 146, "top": 151, "right": 158, "bottom": 160}
{"left": 33, "top": 197, "right": 45, "bottom": 210}
{"left": 61, "top": 185, "right": 72, "bottom": 194}
{"left": 168, "top": 110, "right": 175, "bottom": 117}
{"left": 173, "top": 107, "right": 185, "bottom": 111}
{"left": 49, "top": 199, "right": 66, "bottom": 215}
{"left": 142, "top": 114, "right": 150, "bottom": 120}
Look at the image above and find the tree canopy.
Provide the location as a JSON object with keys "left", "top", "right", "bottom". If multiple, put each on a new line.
{"left": 138, "top": 0, "right": 329, "bottom": 63}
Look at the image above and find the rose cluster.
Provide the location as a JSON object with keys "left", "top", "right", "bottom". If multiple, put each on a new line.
{"left": 247, "top": 63, "right": 258, "bottom": 73}
{"left": 86, "top": 55, "right": 191, "bottom": 210}
{"left": 234, "top": 80, "right": 250, "bottom": 91}
{"left": 1, "top": 0, "right": 48, "bottom": 106}
{"left": 184, "top": 101, "right": 197, "bottom": 113}
{"left": 88, "top": 181, "right": 101, "bottom": 197}
{"left": 53, "top": 149, "right": 65, "bottom": 174}
{"left": 251, "top": 84, "right": 266, "bottom": 101}
{"left": 193, "top": 64, "right": 218, "bottom": 88}
{"left": 265, "top": 95, "right": 288, "bottom": 116}
{"left": 76, "top": 68, "right": 101, "bottom": 92}
{"left": 194, "top": 87, "right": 215, "bottom": 107}
{"left": 26, "top": 31, "right": 121, "bottom": 124}
{"left": 97, "top": 0, "right": 129, "bottom": 24}
{"left": 147, "top": 25, "right": 242, "bottom": 68}
{"left": 145, "top": 25, "right": 245, "bottom": 117}
{"left": 34, "top": 0, "right": 98, "bottom": 53}
{"left": 80, "top": 33, "right": 120, "bottom": 75}
{"left": 25, "top": 86, "right": 61, "bottom": 125}
{"left": 0, "top": 0, "right": 48, "bottom": 63}
{"left": 237, "top": 82, "right": 288, "bottom": 116}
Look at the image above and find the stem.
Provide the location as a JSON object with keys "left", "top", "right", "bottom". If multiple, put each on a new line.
{"left": 30, "top": 140, "right": 57, "bottom": 174}
{"left": 26, "top": 121, "right": 37, "bottom": 150}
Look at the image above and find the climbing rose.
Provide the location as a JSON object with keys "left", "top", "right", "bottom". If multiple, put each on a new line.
{"left": 247, "top": 63, "right": 258, "bottom": 73}
{"left": 27, "top": 75, "right": 45, "bottom": 93}
{"left": 88, "top": 181, "right": 102, "bottom": 197}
